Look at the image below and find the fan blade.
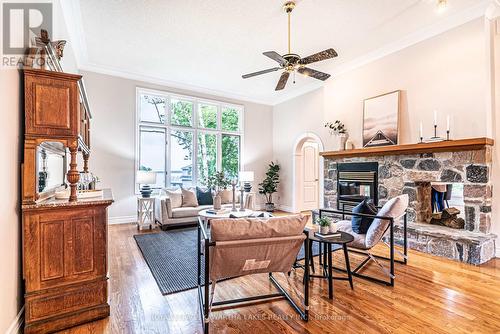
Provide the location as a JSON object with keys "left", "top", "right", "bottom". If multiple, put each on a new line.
{"left": 263, "top": 51, "right": 286, "bottom": 65}
{"left": 298, "top": 67, "right": 331, "bottom": 81}
{"left": 275, "top": 71, "right": 290, "bottom": 91}
{"left": 300, "top": 48, "right": 338, "bottom": 65}
{"left": 242, "top": 67, "right": 280, "bottom": 79}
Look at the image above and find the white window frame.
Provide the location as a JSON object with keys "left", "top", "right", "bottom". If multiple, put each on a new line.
{"left": 135, "top": 87, "right": 244, "bottom": 192}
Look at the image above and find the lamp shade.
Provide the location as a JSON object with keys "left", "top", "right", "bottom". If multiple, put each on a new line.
{"left": 136, "top": 170, "right": 157, "bottom": 185}
{"left": 239, "top": 171, "right": 254, "bottom": 182}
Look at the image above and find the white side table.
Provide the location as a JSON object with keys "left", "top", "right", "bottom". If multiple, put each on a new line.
{"left": 137, "top": 197, "right": 155, "bottom": 230}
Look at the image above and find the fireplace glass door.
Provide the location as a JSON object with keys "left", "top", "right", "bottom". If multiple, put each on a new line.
{"left": 339, "top": 181, "right": 373, "bottom": 203}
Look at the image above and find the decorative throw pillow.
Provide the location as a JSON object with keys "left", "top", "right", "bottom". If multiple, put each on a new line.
{"left": 165, "top": 189, "right": 182, "bottom": 209}
{"left": 351, "top": 198, "right": 378, "bottom": 234}
{"left": 219, "top": 189, "right": 233, "bottom": 204}
{"left": 196, "top": 187, "right": 213, "bottom": 205}
{"left": 181, "top": 188, "right": 199, "bottom": 207}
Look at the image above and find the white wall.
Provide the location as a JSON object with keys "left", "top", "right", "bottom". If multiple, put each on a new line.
{"left": 273, "top": 18, "right": 487, "bottom": 210}
{"left": 82, "top": 71, "right": 274, "bottom": 221}
{"left": 273, "top": 88, "right": 326, "bottom": 211}
{"left": 324, "top": 18, "right": 487, "bottom": 147}
{"left": 487, "top": 10, "right": 500, "bottom": 256}
{"left": 0, "top": 68, "right": 23, "bottom": 334}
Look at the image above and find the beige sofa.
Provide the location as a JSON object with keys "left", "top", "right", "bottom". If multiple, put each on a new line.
{"left": 155, "top": 189, "right": 255, "bottom": 229}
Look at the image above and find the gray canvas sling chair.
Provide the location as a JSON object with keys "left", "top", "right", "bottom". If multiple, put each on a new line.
{"left": 197, "top": 215, "right": 310, "bottom": 334}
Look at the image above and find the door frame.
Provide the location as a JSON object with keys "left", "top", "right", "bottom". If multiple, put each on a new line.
{"left": 292, "top": 132, "right": 324, "bottom": 213}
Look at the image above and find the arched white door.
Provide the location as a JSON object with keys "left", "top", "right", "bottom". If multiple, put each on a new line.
{"left": 301, "top": 141, "right": 319, "bottom": 211}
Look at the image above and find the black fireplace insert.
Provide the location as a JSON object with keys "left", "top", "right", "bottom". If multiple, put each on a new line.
{"left": 337, "top": 162, "right": 379, "bottom": 210}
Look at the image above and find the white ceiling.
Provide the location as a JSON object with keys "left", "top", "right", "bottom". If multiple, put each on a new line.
{"left": 73, "top": 0, "right": 491, "bottom": 105}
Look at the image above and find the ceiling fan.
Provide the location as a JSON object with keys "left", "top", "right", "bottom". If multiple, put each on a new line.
{"left": 242, "top": 1, "right": 338, "bottom": 91}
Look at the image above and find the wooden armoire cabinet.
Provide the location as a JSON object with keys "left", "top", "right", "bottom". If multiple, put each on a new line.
{"left": 22, "top": 69, "right": 113, "bottom": 333}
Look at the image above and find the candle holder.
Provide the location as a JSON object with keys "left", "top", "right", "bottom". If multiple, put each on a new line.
{"left": 446, "top": 130, "right": 450, "bottom": 141}
{"left": 433, "top": 124, "right": 437, "bottom": 138}
{"left": 420, "top": 136, "right": 423, "bottom": 143}
{"left": 239, "top": 185, "right": 245, "bottom": 212}
{"left": 231, "top": 182, "right": 237, "bottom": 212}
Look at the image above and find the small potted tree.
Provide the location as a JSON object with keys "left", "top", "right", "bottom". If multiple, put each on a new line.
{"left": 259, "top": 162, "right": 280, "bottom": 212}
{"left": 207, "top": 171, "right": 230, "bottom": 210}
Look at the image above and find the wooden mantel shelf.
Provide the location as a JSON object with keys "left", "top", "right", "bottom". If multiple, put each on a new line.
{"left": 320, "top": 137, "right": 494, "bottom": 158}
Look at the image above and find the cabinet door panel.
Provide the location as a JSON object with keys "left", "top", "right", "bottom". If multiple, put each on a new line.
{"left": 71, "top": 217, "right": 95, "bottom": 275}
{"left": 25, "top": 72, "right": 79, "bottom": 137}
{"left": 24, "top": 207, "right": 107, "bottom": 292}
{"left": 40, "top": 221, "right": 65, "bottom": 281}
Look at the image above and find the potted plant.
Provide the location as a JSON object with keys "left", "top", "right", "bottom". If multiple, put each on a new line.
{"left": 317, "top": 216, "right": 332, "bottom": 234}
{"left": 325, "top": 120, "right": 348, "bottom": 151}
{"left": 259, "top": 162, "right": 280, "bottom": 212}
{"left": 207, "top": 171, "right": 230, "bottom": 210}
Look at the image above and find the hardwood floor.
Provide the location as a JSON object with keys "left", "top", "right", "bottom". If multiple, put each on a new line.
{"left": 59, "top": 222, "right": 500, "bottom": 334}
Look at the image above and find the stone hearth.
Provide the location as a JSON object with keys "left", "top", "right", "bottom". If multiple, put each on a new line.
{"left": 323, "top": 145, "right": 496, "bottom": 265}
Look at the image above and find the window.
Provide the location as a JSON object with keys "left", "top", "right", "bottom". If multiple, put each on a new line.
{"left": 138, "top": 126, "right": 166, "bottom": 188}
{"left": 136, "top": 88, "right": 243, "bottom": 189}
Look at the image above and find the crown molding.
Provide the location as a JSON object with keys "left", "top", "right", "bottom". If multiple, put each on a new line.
{"left": 80, "top": 62, "right": 275, "bottom": 105}
{"left": 61, "top": 0, "right": 493, "bottom": 107}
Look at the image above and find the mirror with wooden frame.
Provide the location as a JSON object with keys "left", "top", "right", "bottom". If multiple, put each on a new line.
{"left": 36, "top": 141, "right": 67, "bottom": 199}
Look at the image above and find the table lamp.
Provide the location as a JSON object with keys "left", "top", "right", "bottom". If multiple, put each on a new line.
{"left": 136, "top": 170, "right": 157, "bottom": 198}
{"left": 239, "top": 171, "right": 254, "bottom": 192}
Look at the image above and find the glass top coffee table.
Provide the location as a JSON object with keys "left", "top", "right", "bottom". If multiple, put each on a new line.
{"left": 198, "top": 208, "right": 254, "bottom": 220}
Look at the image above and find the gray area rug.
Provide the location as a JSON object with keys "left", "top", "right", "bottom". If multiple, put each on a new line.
{"left": 134, "top": 228, "right": 322, "bottom": 295}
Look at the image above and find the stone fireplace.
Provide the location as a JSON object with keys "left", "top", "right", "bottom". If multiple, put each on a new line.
{"left": 322, "top": 138, "right": 496, "bottom": 264}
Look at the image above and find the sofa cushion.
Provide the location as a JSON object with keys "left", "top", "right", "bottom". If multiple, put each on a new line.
{"left": 165, "top": 189, "right": 182, "bottom": 209}
{"left": 365, "top": 194, "right": 408, "bottom": 248}
{"left": 351, "top": 199, "right": 378, "bottom": 234}
{"left": 196, "top": 187, "right": 213, "bottom": 205}
{"left": 171, "top": 205, "right": 210, "bottom": 218}
{"left": 335, "top": 220, "right": 369, "bottom": 250}
{"left": 181, "top": 188, "right": 199, "bottom": 207}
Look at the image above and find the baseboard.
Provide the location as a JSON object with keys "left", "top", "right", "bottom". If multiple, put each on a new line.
{"left": 6, "top": 306, "right": 24, "bottom": 334}
{"left": 108, "top": 215, "right": 136, "bottom": 225}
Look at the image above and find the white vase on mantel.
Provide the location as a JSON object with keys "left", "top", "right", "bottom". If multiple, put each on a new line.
{"left": 330, "top": 132, "right": 349, "bottom": 151}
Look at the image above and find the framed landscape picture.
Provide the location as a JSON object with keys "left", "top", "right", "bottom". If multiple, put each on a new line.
{"left": 363, "top": 90, "right": 400, "bottom": 147}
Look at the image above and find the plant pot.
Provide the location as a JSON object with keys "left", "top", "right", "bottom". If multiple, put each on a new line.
{"left": 329, "top": 223, "right": 338, "bottom": 233}
{"left": 331, "top": 133, "right": 349, "bottom": 151}
{"left": 265, "top": 203, "right": 275, "bottom": 212}
{"left": 319, "top": 225, "right": 330, "bottom": 234}
{"left": 213, "top": 194, "right": 222, "bottom": 210}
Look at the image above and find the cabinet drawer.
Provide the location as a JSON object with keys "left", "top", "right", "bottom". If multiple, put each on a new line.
{"left": 26, "top": 280, "right": 107, "bottom": 322}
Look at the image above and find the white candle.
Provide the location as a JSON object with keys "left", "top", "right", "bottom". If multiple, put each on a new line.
{"left": 446, "top": 115, "right": 450, "bottom": 131}
{"left": 434, "top": 110, "right": 437, "bottom": 126}
{"left": 419, "top": 121, "right": 423, "bottom": 138}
